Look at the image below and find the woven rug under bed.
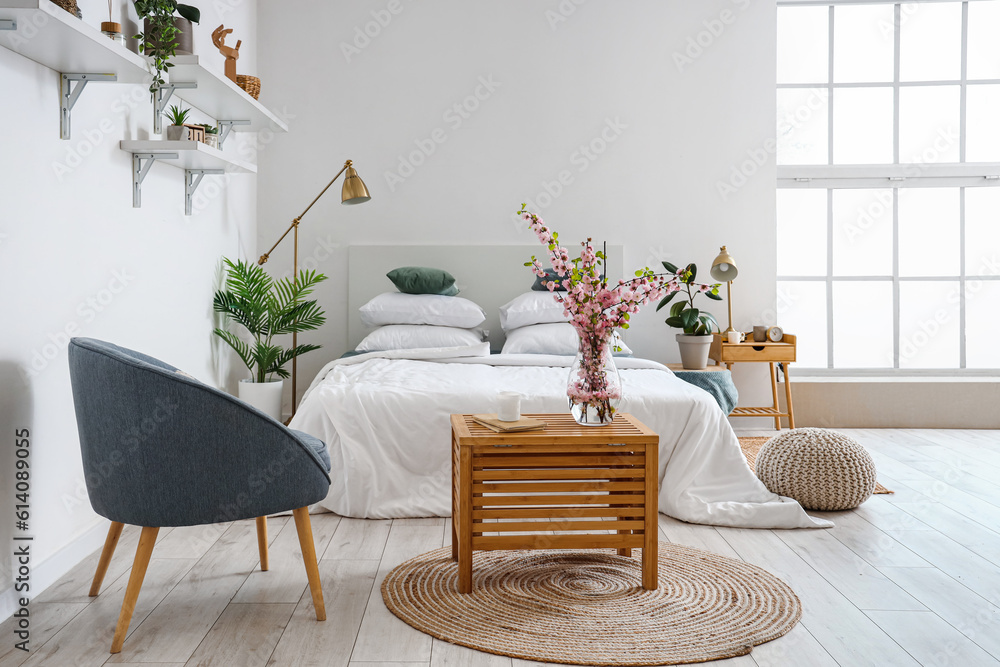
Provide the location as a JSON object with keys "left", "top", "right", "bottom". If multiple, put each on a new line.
{"left": 382, "top": 542, "right": 801, "bottom": 666}
{"left": 738, "top": 436, "right": 892, "bottom": 495}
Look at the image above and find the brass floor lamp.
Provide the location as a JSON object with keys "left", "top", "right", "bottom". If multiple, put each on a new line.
{"left": 258, "top": 159, "right": 371, "bottom": 419}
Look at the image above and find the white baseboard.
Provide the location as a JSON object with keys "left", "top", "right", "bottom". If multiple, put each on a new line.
{"left": 0, "top": 586, "right": 17, "bottom": 623}
{"left": 0, "top": 519, "right": 108, "bottom": 622}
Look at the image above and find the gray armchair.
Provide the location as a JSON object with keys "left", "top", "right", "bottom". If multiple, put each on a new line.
{"left": 67, "top": 337, "right": 331, "bottom": 654}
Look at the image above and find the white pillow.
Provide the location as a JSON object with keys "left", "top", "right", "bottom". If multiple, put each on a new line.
{"left": 357, "top": 325, "right": 487, "bottom": 352}
{"left": 499, "top": 291, "right": 569, "bottom": 331}
{"left": 359, "top": 292, "right": 486, "bottom": 328}
{"left": 501, "top": 323, "right": 633, "bottom": 356}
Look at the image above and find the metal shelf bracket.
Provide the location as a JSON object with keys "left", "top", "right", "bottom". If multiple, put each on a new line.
{"left": 61, "top": 73, "right": 117, "bottom": 140}
{"left": 132, "top": 152, "right": 178, "bottom": 208}
{"left": 152, "top": 82, "right": 198, "bottom": 134}
{"left": 0, "top": 19, "right": 16, "bottom": 30}
{"left": 217, "top": 120, "right": 251, "bottom": 148}
{"left": 185, "top": 169, "right": 225, "bottom": 215}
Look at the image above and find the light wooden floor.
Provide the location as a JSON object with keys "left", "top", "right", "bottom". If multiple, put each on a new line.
{"left": 3, "top": 429, "right": 1000, "bottom": 667}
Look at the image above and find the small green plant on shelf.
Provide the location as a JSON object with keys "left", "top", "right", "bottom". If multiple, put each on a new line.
{"left": 198, "top": 123, "right": 219, "bottom": 135}
{"left": 163, "top": 104, "right": 190, "bottom": 126}
{"left": 133, "top": 0, "right": 201, "bottom": 93}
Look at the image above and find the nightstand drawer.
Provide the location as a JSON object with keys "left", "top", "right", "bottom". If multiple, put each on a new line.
{"left": 721, "top": 344, "right": 796, "bottom": 363}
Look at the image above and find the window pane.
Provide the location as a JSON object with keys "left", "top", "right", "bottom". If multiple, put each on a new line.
{"left": 777, "top": 281, "right": 827, "bottom": 367}
{"left": 832, "top": 189, "right": 893, "bottom": 276}
{"left": 898, "top": 188, "right": 960, "bottom": 277}
{"left": 778, "top": 6, "right": 829, "bottom": 84}
{"left": 899, "top": 86, "right": 960, "bottom": 164}
{"left": 965, "top": 187, "right": 1000, "bottom": 277}
{"left": 899, "top": 3, "right": 962, "bottom": 82}
{"left": 899, "top": 281, "right": 961, "bottom": 369}
{"left": 967, "top": 282, "right": 1000, "bottom": 368}
{"left": 833, "top": 282, "right": 894, "bottom": 368}
{"left": 777, "top": 189, "right": 827, "bottom": 276}
{"left": 833, "top": 88, "right": 893, "bottom": 164}
{"left": 833, "top": 4, "right": 894, "bottom": 83}
{"left": 777, "top": 88, "right": 829, "bottom": 165}
{"left": 966, "top": 85, "right": 1000, "bottom": 163}
{"left": 968, "top": 1, "right": 1000, "bottom": 80}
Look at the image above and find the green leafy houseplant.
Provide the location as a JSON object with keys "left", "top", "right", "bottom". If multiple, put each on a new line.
{"left": 656, "top": 261, "right": 723, "bottom": 335}
{"left": 163, "top": 104, "right": 190, "bottom": 126}
{"left": 133, "top": 0, "right": 201, "bottom": 93}
{"left": 213, "top": 258, "right": 328, "bottom": 383}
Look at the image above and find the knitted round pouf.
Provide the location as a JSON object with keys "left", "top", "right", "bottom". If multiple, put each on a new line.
{"left": 755, "top": 428, "right": 877, "bottom": 511}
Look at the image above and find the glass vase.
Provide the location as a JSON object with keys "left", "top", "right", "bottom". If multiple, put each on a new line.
{"left": 567, "top": 329, "right": 622, "bottom": 426}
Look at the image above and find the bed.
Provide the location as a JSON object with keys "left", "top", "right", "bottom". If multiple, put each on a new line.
{"left": 288, "top": 245, "right": 830, "bottom": 530}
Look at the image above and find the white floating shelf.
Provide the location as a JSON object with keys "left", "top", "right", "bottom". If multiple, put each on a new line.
{"left": 120, "top": 140, "right": 256, "bottom": 214}
{"left": 0, "top": 0, "right": 149, "bottom": 83}
{"left": 167, "top": 55, "right": 288, "bottom": 133}
{"left": 120, "top": 140, "right": 257, "bottom": 173}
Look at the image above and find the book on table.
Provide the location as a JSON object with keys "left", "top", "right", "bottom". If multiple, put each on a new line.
{"left": 471, "top": 415, "right": 547, "bottom": 433}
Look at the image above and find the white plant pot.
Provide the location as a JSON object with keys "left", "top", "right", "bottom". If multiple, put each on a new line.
{"left": 165, "top": 125, "right": 188, "bottom": 140}
{"left": 238, "top": 379, "right": 284, "bottom": 421}
{"left": 676, "top": 333, "right": 713, "bottom": 370}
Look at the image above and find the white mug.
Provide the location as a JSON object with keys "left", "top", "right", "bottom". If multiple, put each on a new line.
{"left": 727, "top": 330, "right": 746, "bottom": 344}
{"left": 497, "top": 391, "right": 521, "bottom": 422}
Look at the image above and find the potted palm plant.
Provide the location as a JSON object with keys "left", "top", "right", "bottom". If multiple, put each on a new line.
{"left": 656, "top": 261, "right": 723, "bottom": 369}
{"left": 213, "top": 258, "right": 328, "bottom": 421}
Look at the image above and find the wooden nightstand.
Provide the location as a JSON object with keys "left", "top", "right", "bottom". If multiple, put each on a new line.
{"left": 708, "top": 333, "right": 796, "bottom": 429}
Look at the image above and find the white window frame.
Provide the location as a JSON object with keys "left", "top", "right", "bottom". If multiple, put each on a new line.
{"left": 777, "top": 0, "right": 1000, "bottom": 375}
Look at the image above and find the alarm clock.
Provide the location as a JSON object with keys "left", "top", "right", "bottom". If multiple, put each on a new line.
{"left": 768, "top": 326, "right": 784, "bottom": 342}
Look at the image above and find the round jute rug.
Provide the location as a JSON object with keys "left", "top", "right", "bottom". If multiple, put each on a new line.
{"left": 381, "top": 542, "right": 801, "bottom": 666}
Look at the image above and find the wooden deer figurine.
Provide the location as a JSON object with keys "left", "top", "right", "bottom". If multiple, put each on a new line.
{"left": 212, "top": 24, "right": 241, "bottom": 83}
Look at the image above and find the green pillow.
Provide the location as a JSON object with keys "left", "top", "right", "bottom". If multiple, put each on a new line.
{"left": 387, "top": 266, "right": 459, "bottom": 295}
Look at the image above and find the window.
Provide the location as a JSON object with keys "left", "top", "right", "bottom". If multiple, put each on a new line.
{"left": 777, "top": 1, "right": 1000, "bottom": 373}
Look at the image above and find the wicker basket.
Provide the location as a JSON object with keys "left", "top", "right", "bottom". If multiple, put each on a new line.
{"left": 236, "top": 75, "right": 261, "bottom": 100}
{"left": 50, "top": 0, "right": 78, "bottom": 15}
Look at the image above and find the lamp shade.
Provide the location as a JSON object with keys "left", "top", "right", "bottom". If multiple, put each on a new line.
{"left": 341, "top": 161, "right": 371, "bottom": 205}
{"left": 710, "top": 245, "right": 738, "bottom": 282}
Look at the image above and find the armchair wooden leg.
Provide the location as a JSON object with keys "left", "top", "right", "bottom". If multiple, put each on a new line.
{"left": 292, "top": 507, "right": 326, "bottom": 621}
{"left": 255, "top": 517, "right": 269, "bottom": 571}
{"left": 110, "top": 526, "right": 158, "bottom": 654}
{"left": 90, "top": 521, "right": 124, "bottom": 597}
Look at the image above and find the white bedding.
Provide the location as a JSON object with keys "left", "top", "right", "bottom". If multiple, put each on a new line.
{"left": 290, "top": 345, "right": 832, "bottom": 529}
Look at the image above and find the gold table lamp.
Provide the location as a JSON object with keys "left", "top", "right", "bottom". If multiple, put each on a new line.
{"left": 258, "top": 159, "right": 371, "bottom": 418}
{"left": 710, "top": 245, "right": 739, "bottom": 335}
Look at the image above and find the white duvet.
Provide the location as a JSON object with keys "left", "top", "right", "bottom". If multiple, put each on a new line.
{"left": 291, "top": 344, "right": 831, "bottom": 529}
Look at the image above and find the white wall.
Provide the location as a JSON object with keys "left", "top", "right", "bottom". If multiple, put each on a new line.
{"left": 258, "top": 0, "right": 779, "bottom": 413}
{"left": 0, "top": 0, "right": 259, "bottom": 613}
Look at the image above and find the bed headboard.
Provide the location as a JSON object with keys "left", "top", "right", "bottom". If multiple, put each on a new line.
{"left": 347, "top": 245, "right": 624, "bottom": 351}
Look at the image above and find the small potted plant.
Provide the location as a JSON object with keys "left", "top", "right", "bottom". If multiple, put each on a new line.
{"left": 213, "top": 258, "right": 328, "bottom": 421}
{"left": 134, "top": 0, "right": 201, "bottom": 93}
{"left": 657, "top": 262, "right": 723, "bottom": 369}
{"left": 198, "top": 123, "right": 220, "bottom": 149}
{"left": 163, "top": 104, "right": 190, "bottom": 140}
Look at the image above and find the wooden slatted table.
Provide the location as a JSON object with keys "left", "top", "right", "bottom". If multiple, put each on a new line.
{"left": 450, "top": 413, "right": 659, "bottom": 594}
